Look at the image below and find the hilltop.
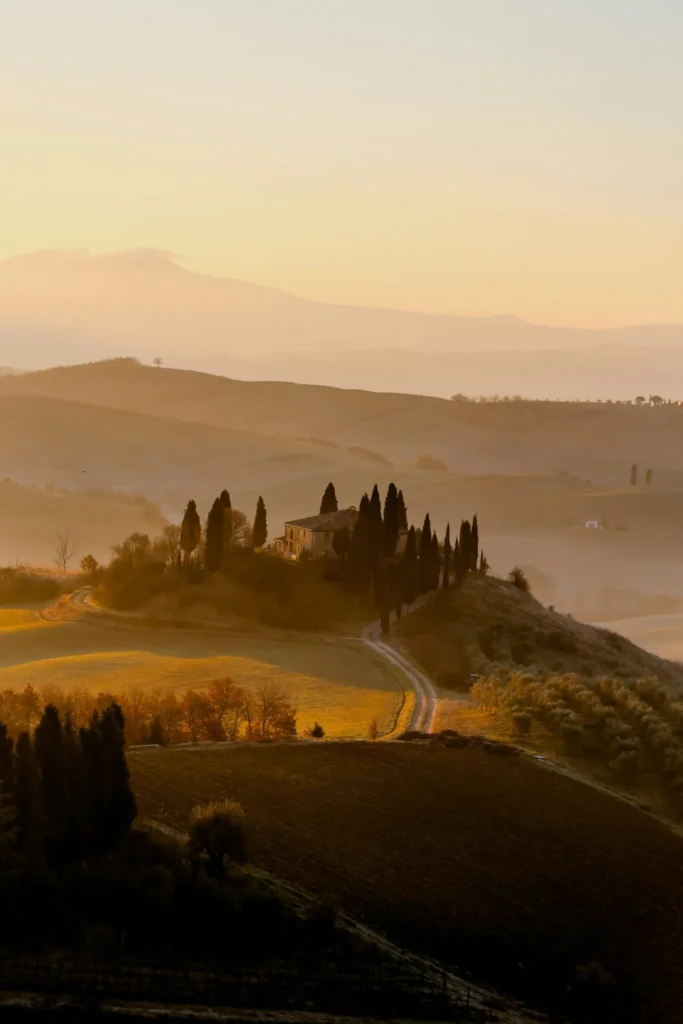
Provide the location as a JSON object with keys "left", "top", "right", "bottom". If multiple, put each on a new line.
{"left": 397, "top": 575, "right": 683, "bottom": 690}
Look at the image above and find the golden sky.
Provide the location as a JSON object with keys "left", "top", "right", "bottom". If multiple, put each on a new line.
{"left": 2, "top": 1, "right": 682, "bottom": 327}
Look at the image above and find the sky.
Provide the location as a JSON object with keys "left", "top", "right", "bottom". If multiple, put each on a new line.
{"left": 1, "top": 0, "right": 682, "bottom": 327}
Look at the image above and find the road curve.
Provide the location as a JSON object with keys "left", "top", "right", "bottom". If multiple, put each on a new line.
{"left": 362, "top": 621, "right": 438, "bottom": 733}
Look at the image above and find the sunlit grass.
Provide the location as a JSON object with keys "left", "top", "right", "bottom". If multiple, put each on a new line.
{"left": 0, "top": 608, "right": 59, "bottom": 634}
{"left": 0, "top": 648, "right": 405, "bottom": 740}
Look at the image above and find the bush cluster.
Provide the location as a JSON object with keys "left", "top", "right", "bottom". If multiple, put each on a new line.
{"left": 472, "top": 671, "right": 683, "bottom": 813}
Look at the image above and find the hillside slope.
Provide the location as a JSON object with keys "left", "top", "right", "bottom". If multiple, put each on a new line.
{"left": 132, "top": 741, "right": 683, "bottom": 1022}
{"left": 397, "top": 576, "right": 683, "bottom": 690}
{"left": 3, "top": 358, "right": 683, "bottom": 483}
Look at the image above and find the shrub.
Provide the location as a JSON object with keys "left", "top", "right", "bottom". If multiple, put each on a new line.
{"left": 188, "top": 800, "right": 248, "bottom": 876}
{"left": 309, "top": 722, "right": 325, "bottom": 739}
{"left": 512, "top": 711, "right": 532, "bottom": 735}
{"left": 508, "top": 567, "right": 530, "bottom": 593}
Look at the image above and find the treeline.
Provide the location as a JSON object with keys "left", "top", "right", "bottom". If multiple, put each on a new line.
{"left": 0, "top": 680, "right": 297, "bottom": 747}
{"left": 472, "top": 672, "right": 683, "bottom": 814}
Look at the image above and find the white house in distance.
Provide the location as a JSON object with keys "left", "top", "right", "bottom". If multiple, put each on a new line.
{"left": 275, "top": 507, "right": 360, "bottom": 559}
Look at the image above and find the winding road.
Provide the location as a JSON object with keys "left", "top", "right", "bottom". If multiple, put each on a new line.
{"left": 362, "top": 618, "right": 438, "bottom": 734}
{"left": 55, "top": 587, "right": 440, "bottom": 737}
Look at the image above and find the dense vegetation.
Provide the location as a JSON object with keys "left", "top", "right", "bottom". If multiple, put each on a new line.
{"left": 472, "top": 672, "right": 683, "bottom": 816}
{"left": 0, "top": 701, "right": 339, "bottom": 965}
{"left": 0, "top": 568, "right": 61, "bottom": 605}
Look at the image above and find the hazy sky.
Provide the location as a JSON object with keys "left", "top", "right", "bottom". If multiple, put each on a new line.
{"left": 2, "top": 1, "right": 682, "bottom": 326}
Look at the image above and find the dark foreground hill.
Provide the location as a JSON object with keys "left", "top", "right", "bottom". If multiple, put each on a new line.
{"left": 132, "top": 741, "right": 683, "bottom": 1022}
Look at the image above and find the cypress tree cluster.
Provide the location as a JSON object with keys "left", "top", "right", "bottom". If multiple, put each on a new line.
{"left": 1, "top": 703, "right": 136, "bottom": 872}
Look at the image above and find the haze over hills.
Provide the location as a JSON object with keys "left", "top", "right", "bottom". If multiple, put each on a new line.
{"left": 3, "top": 358, "right": 683, "bottom": 621}
{"left": 2, "top": 250, "right": 683, "bottom": 399}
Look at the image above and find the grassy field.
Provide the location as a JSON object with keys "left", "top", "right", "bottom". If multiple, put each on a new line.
{"left": 0, "top": 610, "right": 406, "bottom": 739}
{"left": 131, "top": 741, "right": 683, "bottom": 1022}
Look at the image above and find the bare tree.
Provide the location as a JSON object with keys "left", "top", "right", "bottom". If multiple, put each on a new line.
{"left": 153, "top": 356, "right": 163, "bottom": 368}
{"left": 54, "top": 528, "right": 76, "bottom": 572}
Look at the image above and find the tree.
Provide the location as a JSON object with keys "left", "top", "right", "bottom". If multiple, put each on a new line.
{"left": 650, "top": 395, "right": 664, "bottom": 407}
{"left": 80, "top": 553, "right": 100, "bottom": 580}
{"left": 204, "top": 497, "right": 224, "bottom": 572}
{"left": 479, "top": 550, "right": 489, "bottom": 576}
{"left": 153, "top": 356, "right": 163, "bottom": 368}
{"left": 368, "top": 485, "right": 383, "bottom": 561}
{"left": 320, "top": 483, "right": 338, "bottom": 515}
{"left": 382, "top": 483, "right": 400, "bottom": 557}
{"left": 189, "top": 799, "right": 248, "bottom": 876}
{"left": 254, "top": 682, "right": 297, "bottom": 740}
{"left": 0, "top": 724, "right": 13, "bottom": 796}
{"left": 0, "top": 787, "right": 18, "bottom": 882}
{"left": 401, "top": 526, "right": 419, "bottom": 606}
{"left": 634, "top": 395, "right": 646, "bottom": 406}
{"left": 397, "top": 490, "right": 408, "bottom": 531}
{"left": 252, "top": 496, "right": 268, "bottom": 549}
{"left": 332, "top": 526, "right": 350, "bottom": 573}
{"left": 34, "top": 705, "right": 69, "bottom": 862}
{"left": 458, "top": 519, "right": 472, "bottom": 580}
{"left": 508, "top": 566, "right": 530, "bottom": 592}
{"left": 646, "top": 468, "right": 653, "bottom": 486}
{"left": 112, "top": 532, "right": 152, "bottom": 569}
{"left": 346, "top": 494, "right": 372, "bottom": 595}
{"left": 180, "top": 500, "right": 201, "bottom": 565}
{"left": 96, "top": 704, "right": 137, "bottom": 850}
{"left": 309, "top": 722, "right": 325, "bottom": 739}
{"left": 152, "top": 524, "right": 181, "bottom": 569}
{"left": 418, "top": 514, "right": 432, "bottom": 594}
{"left": 443, "top": 523, "right": 452, "bottom": 590}
{"left": 54, "top": 528, "right": 76, "bottom": 572}
{"left": 13, "top": 732, "right": 41, "bottom": 861}
{"left": 630, "top": 464, "right": 638, "bottom": 487}
{"left": 207, "top": 678, "right": 244, "bottom": 741}
{"left": 368, "top": 719, "right": 379, "bottom": 741}
{"left": 470, "top": 515, "right": 479, "bottom": 572}
{"left": 430, "top": 532, "right": 441, "bottom": 592}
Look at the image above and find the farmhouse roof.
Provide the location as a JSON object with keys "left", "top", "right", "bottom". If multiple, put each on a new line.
{"left": 285, "top": 507, "right": 359, "bottom": 532}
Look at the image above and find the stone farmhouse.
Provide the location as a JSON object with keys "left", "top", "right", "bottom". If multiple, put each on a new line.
{"left": 274, "top": 507, "right": 359, "bottom": 559}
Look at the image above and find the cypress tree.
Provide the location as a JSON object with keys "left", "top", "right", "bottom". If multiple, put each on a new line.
{"left": 454, "top": 537, "right": 464, "bottom": 585}
{"left": 368, "top": 484, "right": 383, "bottom": 562}
{"left": 180, "top": 500, "right": 201, "bottom": 566}
{"left": 418, "top": 514, "right": 432, "bottom": 594}
{"left": 397, "top": 490, "right": 408, "bottom": 531}
{"left": 443, "top": 523, "right": 452, "bottom": 590}
{"left": 13, "top": 732, "right": 41, "bottom": 862}
{"left": 34, "top": 706, "right": 68, "bottom": 863}
{"left": 98, "top": 705, "right": 137, "bottom": 852}
{"left": 401, "top": 526, "right": 419, "bottom": 606}
{"left": 253, "top": 496, "right": 268, "bottom": 548}
{"left": 346, "top": 494, "right": 372, "bottom": 595}
{"left": 430, "top": 532, "right": 440, "bottom": 591}
{"left": 459, "top": 519, "right": 472, "bottom": 580}
{"left": 204, "top": 497, "right": 224, "bottom": 572}
{"left": 470, "top": 515, "right": 479, "bottom": 571}
{"left": 383, "top": 483, "right": 400, "bottom": 557}
{"left": 0, "top": 725, "right": 13, "bottom": 795}
{"left": 220, "top": 490, "right": 234, "bottom": 550}
{"left": 320, "top": 483, "right": 338, "bottom": 514}
{"left": 630, "top": 464, "right": 638, "bottom": 486}
{"left": 387, "top": 558, "right": 402, "bottom": 620}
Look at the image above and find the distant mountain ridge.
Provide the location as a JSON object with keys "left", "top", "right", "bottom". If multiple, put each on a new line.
{"left": 1, "top": 250, "right": 682, "bottom": 394}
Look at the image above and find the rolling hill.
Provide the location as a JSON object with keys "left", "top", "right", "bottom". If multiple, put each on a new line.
{"left": 131, "top": 740, "right": 683, "bottom": 1022}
